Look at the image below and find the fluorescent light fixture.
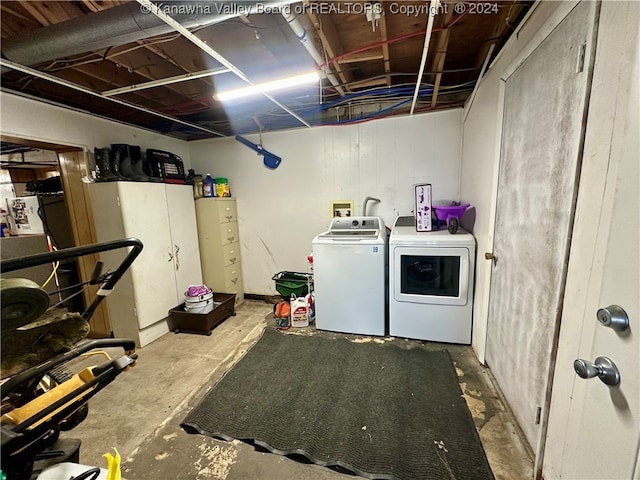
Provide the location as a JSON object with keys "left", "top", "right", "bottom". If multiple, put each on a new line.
{"left": 215, "top": 71, "right": 320, "bottom": 101}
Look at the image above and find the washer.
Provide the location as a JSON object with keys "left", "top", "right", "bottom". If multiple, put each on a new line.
{"left": 312, "top": 216, "right": 386, "bottom": 336}
{"left": 389, "top": 216, "right": 475, "bottom": 344}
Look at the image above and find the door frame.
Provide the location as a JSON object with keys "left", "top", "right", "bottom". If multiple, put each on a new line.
{"left": 0, "top": 134, "right": 110, "bottom": 336}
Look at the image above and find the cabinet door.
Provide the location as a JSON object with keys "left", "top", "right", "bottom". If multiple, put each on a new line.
{"left": 165, "top": 184, "right": 203, "bottom": 301}
{"left": 118, "top": 183, "right": 177, "bottom": 329}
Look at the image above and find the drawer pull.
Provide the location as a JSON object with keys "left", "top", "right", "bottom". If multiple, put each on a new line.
{"left": 227, "top": 236, "right": 235, "bottom": 242}
{"left": 225, "top": 215, "right": 233, "bottom": 220}
{"left": 231, "top": 277, "right": 238, "bottom": 284}
{"left": 229, "top": 257, "right": 237, "bottom": 264}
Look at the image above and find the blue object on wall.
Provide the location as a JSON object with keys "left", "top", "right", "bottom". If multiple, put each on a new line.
{"left": 235, "top": 135, "right": 282, "bottom": 169}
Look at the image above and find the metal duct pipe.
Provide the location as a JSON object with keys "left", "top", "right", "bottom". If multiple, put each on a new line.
{"left": 281, "top": 10, "right": 345, "bottom": 96}
{"left": 2, "top": 1, "right": 295, "bottom": 68}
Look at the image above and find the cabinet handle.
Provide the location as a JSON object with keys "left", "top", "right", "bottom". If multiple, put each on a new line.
{"left": 230, "top": 257, "right": 237, "bottom": 264}
{"left": 167, "top": 252, "right": 174, "bottom": 262}
{"left": 174, "top": 244, "right": 180, "bottom": 271}
{"left": 225, "top": 215, "right": 233, "bottom": 220}
{"left": 231, "top": 277, "right": 238, "bottom": 284}
{"left": 227, "top": 236, "right": 235, "bottom": 242}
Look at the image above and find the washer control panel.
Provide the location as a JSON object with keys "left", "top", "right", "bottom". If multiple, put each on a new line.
{"left": 329, "top": 216, "right": 380, "bottom": 230}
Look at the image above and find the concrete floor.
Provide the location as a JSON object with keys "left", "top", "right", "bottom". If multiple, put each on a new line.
{"left": 66, "top": 300, "right": 533, "bottom": 479}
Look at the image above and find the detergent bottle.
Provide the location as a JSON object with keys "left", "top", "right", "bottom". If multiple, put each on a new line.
{"left": 290, "top": 294, "right": 309, "bottom": 327}
{"left": 202, "top": 174, "right": 215, "bottom": 197}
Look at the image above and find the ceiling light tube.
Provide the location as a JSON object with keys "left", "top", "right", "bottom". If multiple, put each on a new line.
{"left": 215, "top": 71, "right": 320, "bottom": 101}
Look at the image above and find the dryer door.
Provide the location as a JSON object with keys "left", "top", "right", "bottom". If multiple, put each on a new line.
{"left": 393, "top": 246, "right": 470, "bottom": 306}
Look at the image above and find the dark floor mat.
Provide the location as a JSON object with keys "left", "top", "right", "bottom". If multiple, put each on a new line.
{"left": 181, "top": 328, "right": 494, "bottom": 480}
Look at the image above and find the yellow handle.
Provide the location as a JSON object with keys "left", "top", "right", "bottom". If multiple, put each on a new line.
{"left": 2, "top": 367, "right": 96, "bottom": 428}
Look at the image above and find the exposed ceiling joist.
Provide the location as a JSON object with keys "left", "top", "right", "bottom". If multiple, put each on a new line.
{"left": 378, "top": 5, "right": 391, "bottom": 87}
{"left": 429, "top": 10, "right": 455, "bottom": 109}
{"left": 0, "top": 0, "right": 534, "bottom": 139}
{"left": 304, "top": 6, "right": 350, "bottom": 91}
{"left": 0, "top": 57, "right": 226, "bottom": 137}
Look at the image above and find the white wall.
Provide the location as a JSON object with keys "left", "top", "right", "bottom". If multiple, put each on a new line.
{"left": 460, "top": 0, "right": 580, "bottom": 364}
{"left": 190, "top": 109, "right": 462, "bottom": 295}
{"left": 0, "top": 92, "right": 190, "bottom": 162}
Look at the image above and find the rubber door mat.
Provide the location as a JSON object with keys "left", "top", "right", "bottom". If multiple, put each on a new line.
{"left": 182, "top": 328, "right": 494, "bottom": 480}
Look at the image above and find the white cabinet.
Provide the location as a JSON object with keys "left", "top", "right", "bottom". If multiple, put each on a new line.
{"left": 88, "top": 182, "right": 202, "bottom": 346}
{"left": 195, "top": 197, "right": 244, "bottom": 307}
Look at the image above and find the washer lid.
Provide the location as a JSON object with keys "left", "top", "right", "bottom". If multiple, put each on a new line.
{"left": 318, "top": 229, "right": 380, "bottom": 239}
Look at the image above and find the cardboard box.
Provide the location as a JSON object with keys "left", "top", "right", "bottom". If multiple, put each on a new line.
{"left": 169, "top": 292, "right": 236, "bottom": 336}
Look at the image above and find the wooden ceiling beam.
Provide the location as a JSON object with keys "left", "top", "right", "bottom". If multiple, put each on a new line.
{"left": 98, "top": 46, "right": 210, "bottom": 99}
{"left": 304, "top": 6, "right": 350, "bottom": 90}
{"left": 17, "top": 2, "right": 53, "bottom": 27}
{"left": 429, "top": 11, "right": 455, "bottom": 109}
{"left": 337, "top": 52, "right": 385, "bottom": 64}
{"left": 50, "top": 67, "right": 175, "bottom": 111}
{"left": 378, "top": 5, "right": 391, "bottom": 87}
{"left": 80, "top": 1, "right": 109, "bottom": 13}
{"left": 0, "top": 4, "right": 40, "bottom": 28}
{"left": 346, "top": 77, "right": 388, "bottom": 89}
{"left": 136, "top": 41, "right": 215, "bottom": 96}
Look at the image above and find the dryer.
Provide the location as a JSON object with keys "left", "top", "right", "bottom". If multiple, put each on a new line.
{"left": 389, "top": 216, "right": 476, "bottom": 344}
{"left": 312, "top": 216, "right": 386, "bottom": 336}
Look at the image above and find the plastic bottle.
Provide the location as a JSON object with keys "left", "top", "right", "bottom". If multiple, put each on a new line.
{"left": 215, "top": 177, "right": 231, "bottom": 197}
{"left": 203, "top": 174, "right": 215, "bottom": 197}
{"left": 290, "top": 294, "right": 309, "bottom": 327}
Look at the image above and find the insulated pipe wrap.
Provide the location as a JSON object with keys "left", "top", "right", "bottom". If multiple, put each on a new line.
{"left": 1, "top": 1, "right": 267, "bottom": 68}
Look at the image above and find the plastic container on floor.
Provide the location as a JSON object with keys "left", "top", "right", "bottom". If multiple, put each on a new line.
{"left": 290, "top": 295, "right": 309, "bottom": 327}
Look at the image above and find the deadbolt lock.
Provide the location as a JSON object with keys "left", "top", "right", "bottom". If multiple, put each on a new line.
{"left": 596, "top": 305, "right": 629, "bottom": 332}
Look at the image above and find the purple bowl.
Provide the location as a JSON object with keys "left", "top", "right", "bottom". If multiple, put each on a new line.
{"left": 432, "top": 204, "right": 470, "bottom": 222}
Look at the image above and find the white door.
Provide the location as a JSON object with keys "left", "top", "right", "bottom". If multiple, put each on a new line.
{"left": 165, "top": 184, "right": 203, "bottom": 305}
{"left": 119, "top": 182, "right": 177, "bottom": 329}
{"left": 543, "top": 2, "right": 639, "bottom": 478}
{"left": 485, "top": 0, "right": 598, "bottom": 450}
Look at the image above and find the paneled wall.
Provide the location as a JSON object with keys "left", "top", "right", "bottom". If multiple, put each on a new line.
{"left": 190, "top": 109, "right": 463, "bottom": 294}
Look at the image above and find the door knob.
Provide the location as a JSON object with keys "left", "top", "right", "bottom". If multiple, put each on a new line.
{"left": 573, "top": 356, "right": 620, "bottom": 386}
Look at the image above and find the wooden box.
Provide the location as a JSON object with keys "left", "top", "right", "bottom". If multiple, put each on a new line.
{"left": 169, "top": 293, "right": 236, "bottom": 336}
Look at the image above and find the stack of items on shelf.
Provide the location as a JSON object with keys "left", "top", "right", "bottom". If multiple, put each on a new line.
{"left": 93, "top": 145, "right": 186, "bottom": 184}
